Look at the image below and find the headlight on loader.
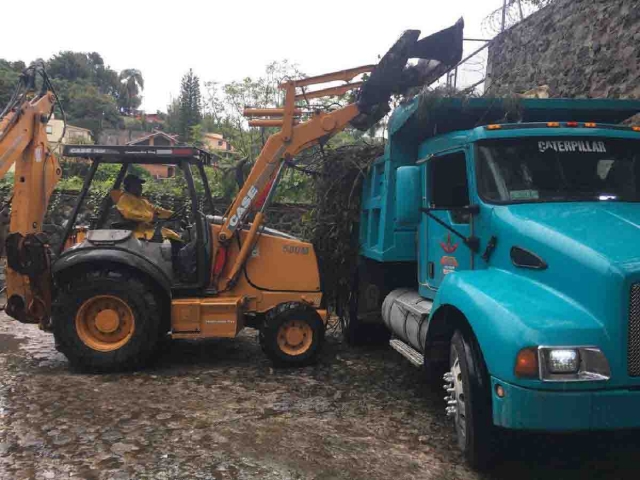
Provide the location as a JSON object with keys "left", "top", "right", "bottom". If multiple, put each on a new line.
{"left": 515, "top": 346, "right": 611, "bottom": 382}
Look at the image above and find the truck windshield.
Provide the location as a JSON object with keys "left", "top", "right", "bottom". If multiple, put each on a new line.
{"left": 476, "top": 137, "right": 640, "bottom": 203}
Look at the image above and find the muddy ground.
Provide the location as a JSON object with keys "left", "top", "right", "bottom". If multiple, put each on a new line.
{"left": 1, "top": 314, "right": 640, "bottom": 480}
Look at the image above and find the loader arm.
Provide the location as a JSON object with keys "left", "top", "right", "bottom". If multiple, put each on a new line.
{"left": 0, "top": 65, "right": 63, "bottom": 326}
{"left": 215, "top": 68, "right": 370, "bottom": 290}
{"left": 214, "top": 20, "right": 465, "bottom": 290}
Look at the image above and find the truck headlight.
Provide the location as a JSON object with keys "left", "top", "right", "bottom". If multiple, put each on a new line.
{"left": 546, "top": 349, "right": 579, "bottom": 374}
{"left": 515, "top": 346, "right": 611, "bottom": 382}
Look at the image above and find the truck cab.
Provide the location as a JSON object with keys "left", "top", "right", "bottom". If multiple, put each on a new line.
{"left": 356, "top": 97, "right": 640, "bottom": 467}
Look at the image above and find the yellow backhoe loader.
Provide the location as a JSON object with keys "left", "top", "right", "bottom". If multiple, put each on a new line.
{"left": 0, "top": 21, "right": 463, "bottom": 370}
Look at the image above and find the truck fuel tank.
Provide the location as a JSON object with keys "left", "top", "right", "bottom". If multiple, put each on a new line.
{"left": 381, "top": 289, "right": 433, "bottom": 353}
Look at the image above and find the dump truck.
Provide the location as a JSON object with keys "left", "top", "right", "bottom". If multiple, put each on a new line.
{"left": 0, "top": 22, "right": 464, "bottom": 371}
{"left": 346, "top": 96, "right": 640, "bottom": 467}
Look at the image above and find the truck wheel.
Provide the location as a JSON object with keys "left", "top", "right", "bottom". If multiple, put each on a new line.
{"left": 342, "top": 288, "right": 390, "bottom": 346}
{"left": 445, "top": 329, "right": 496, "bottom": 470}
{"left": 53, "top": 268, "right": 162, "bottom": 372}
{"left": 260, "top": 304, "right": 324, "bottom": 367}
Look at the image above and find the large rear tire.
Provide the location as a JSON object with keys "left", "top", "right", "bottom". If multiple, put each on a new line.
{"left": 259, "top": 303, "right": 324, "bottom": 367}
{"left": 447, "top": 329, "right": 497, "bottom": 470}
{"left": 53, "top": 267, "right": 162, "bottom": 372}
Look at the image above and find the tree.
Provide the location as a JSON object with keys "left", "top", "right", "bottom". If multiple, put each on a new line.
{"left": 63, "top": 83, "right": 121, "bottom": 135}
{"left": 118, "top": 69, "right": 144, "bottom": 114}
{"left": 47, "top": 51, "right": 95, "bottom": 82}
{"left": 199, "top": 60, "right": 371, "bottom": 203}
{"left": 202, "top": 60, "right": 305, "bottom": 159}
{"left": 165, "top": 98, "right": 181, "bottom": 136}
{"left": 177, "top": 69, "right": 202, "bottom": 141}
{"left": 0, "top": 60, "right": 24, "bottom": 107}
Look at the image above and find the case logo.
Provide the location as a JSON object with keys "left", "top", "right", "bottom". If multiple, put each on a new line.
{"left": 229, "top": 185, "right": 258, "bottom": 229}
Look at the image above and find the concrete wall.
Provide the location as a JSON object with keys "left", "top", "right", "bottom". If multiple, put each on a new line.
{"left": 486, "top": 0, "right": 640, "bottom": 98}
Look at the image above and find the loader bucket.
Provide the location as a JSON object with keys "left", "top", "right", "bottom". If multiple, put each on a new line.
{"left": 352, "top": 19, "right": 464, "bottom": 130}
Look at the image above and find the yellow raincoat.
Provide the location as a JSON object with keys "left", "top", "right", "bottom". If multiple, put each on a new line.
{"left": 116, "top": 192, "right": 181, "bottom": 241}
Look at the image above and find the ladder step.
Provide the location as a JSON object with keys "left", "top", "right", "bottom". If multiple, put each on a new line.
{"left": 389, "top": 338, "right": 424, "bottom": 367}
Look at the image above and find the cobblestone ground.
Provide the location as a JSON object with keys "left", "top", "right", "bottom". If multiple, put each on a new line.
{"left": 1, "top": 314, "right": 640, "bottom": 480}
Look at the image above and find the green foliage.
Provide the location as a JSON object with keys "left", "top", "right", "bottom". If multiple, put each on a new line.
{"left": 165, "top": 99, "right": 181, "bottom": 137}
{"left": 0, "top": 60, "right": 24, "bottom": 107}
{"left": 203, "top": 60, "right": 304, "bottom": 159}
{"left": 54, "top": 82, "right": 121, "bottom": 134}
{"left": 118, "top": 69, "right": 144, "bottom": 114}
{"left": 198, "top": 60, "right": 369, "bottom": 205}
{"left": 54, "top": 159, "right": 226, "bottom": 204}
{"left": 274, "top": 168, "right": 314, "bottom": 204}
{"left": 175, "top": 69, "right": 202, "bottom": 141}
{"left": 0, "top": 51, "right": 144, "bottom": 138}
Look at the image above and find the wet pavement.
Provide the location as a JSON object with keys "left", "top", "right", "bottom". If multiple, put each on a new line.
{"left": 1, "top": 313, "right": 640, "bottom": 480}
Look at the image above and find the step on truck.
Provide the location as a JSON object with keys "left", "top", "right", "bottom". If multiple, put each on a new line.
{"left": 349, "top": 96, "right": 640, "bottom": 467}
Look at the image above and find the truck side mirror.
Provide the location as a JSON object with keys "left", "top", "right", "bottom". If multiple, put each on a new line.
{"left": 395, "top": 166, "right": 421, "bottom": 225}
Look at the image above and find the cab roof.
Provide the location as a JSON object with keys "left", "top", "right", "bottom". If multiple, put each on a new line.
{"left": 389, "top": 97, "right": 640, "bottom": 143}
{"left": 62, "top": 145, "right": 216, "bottom": 165}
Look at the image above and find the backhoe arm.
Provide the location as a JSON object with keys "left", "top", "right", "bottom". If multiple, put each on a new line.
{"left": 0, "top": 67, "right": 62, "bottom": 326}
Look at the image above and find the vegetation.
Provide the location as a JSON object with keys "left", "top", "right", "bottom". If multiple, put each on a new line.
{"left": 166, "top": 69, "right": 203, "bottom": 144}
{"left": 0, "top": 52, "right": 145, "bottom": 136}
{"left": 1, "top": 54, "right": 378, "bottom": 208}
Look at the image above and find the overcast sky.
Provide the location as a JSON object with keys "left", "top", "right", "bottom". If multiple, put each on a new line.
{"left": 3, "top": 0, "right": 506, "bottom": 112}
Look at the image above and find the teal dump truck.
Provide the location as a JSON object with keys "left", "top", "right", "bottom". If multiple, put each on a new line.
{"left": 350, "top": 96, "right": 640, "bottom": 467}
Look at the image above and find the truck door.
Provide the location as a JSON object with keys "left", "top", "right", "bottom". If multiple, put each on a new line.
{"left": 422, "top": 150, "right": 472, "bottom": 289}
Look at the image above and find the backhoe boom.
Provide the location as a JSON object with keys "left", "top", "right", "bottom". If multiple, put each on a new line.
{"left": 0, "top": 67, "right": 62, "bottom": 326}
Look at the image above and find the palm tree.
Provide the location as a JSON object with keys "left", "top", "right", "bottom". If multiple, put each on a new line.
{"left": 118, "top": 69, "right": 144, "bottom": 114}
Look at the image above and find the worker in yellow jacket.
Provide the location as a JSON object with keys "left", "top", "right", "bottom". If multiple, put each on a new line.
{"left": 116, "top": 174, "right": 181, "bottom": 241}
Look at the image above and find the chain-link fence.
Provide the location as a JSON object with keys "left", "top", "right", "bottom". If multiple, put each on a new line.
{"left": 429, "top": 0, "right": 554, "bottom": 95}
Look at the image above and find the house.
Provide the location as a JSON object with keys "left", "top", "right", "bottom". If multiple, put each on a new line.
{"left": 201, "top": 132, "right": 234, "bottom": 152}
{"left": 143, "top": 113, "right": 164, "bottom": 125}
{"left": 126, "top": 131, "right": 181, "bottom": 179}
{"left": 46, "top": 114, "right": 93, "bottom": 147}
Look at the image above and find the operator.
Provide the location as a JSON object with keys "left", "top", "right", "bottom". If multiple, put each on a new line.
{"left": 116, "top": 174, "right": 181, "bottom": 241}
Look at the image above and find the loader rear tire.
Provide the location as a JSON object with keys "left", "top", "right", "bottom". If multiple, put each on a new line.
{"left": 260, "top": 303, "right": 324, "bottom": 367}
{"left": 53, "top": 267, "right": 162, "bottom": 372}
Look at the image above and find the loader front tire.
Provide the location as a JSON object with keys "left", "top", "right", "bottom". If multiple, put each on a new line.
{"left": 260, "top": 303, "right": 324, "bottom": 367}
{"left": 53, "top": 267, "right": 162, "bottom": 372}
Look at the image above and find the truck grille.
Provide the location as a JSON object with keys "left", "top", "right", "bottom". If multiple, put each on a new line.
{"left": 629, "top": 284, "right": 640, "bottom": 376}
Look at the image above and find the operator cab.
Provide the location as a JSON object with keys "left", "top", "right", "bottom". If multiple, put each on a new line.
{"left": 57, "top": 145, "right": 217, "bottom": 290}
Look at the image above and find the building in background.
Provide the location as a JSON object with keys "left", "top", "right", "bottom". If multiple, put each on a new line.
{"left": 46, "top": 114, "right": 93, "bottom": 147}
{"left": 126, "top": 132, "right": 181, "bottom": 179}
{"left": 201, "top": 133, "right": 234, "bottom": 152}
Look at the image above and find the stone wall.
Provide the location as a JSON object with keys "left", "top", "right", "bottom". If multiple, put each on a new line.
{"left": 486, "top": 0, "right": 640, "bottom": 98}
{"left": 0, "top": 188, "right": 312, "bottom": 241}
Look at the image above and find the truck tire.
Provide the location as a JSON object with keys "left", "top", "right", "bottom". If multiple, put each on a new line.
{"left": 447, "top": 329, "right": 497, "bottom": 469}
{"left": 342, "top": 281, "right": 390, "bottom": 346}
{"left": 53, "top": 267, "right": 162, "bottom": 372}
{"left": 259, "top": 303, "right": 324, "bottom": 367}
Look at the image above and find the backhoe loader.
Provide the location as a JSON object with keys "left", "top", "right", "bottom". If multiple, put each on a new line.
{"left": 0, "top": 21, "right": 464, "bottom": 371}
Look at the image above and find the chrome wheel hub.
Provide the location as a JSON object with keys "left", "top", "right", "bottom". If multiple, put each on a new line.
{"left": 443, "top": 355, "right": 466, "bottom": 441}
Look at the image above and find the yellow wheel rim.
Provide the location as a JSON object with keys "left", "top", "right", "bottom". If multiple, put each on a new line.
{"left": 276, "top": 319, "right": 313, "bottom": 356}
{"left": 75, "top": 295, "right": 135, "bottom": 352}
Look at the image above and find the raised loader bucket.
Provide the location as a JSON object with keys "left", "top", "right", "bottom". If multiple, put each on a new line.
{"left": 352, "top": 19, "right": 464, "bottom": 130}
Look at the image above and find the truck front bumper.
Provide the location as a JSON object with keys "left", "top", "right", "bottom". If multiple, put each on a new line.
{"left": 492, "top": 377, "right": 640, "bottom": 431}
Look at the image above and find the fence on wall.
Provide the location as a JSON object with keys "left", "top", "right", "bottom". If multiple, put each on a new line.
{"left": 432, "top": 0, "right": 551, "bottom": 94}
